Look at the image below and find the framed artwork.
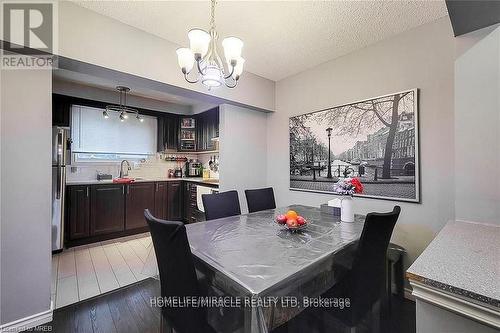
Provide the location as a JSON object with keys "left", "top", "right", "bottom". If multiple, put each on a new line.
{"left": 289, "top": 89, "right": 420, "bottom": 203}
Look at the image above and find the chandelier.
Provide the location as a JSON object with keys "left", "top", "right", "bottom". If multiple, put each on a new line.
{"left": 104, "top": 86, "right": 143, "bottom": 122}
{"left": 176, "top": 0, "right": 244, "bottom": 90}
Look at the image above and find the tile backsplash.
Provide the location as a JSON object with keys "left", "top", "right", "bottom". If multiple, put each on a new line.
{"left": 67, "top": 153, "right": 219, "bottom": 182}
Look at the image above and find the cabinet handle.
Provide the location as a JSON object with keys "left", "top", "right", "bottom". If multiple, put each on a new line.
{"left": 127, "top": 185, "right": 130, "bottom": 195}
{"left": 86, "top": 186, "right": 89, "bottom": 197}
{"left": 122, "top": 186, "right": 125, "bottom": 195}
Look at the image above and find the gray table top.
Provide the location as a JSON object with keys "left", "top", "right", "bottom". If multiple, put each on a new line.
{"left": 407, "top": 220, "right": 500, "bottom": 309}
{"left": 186, "top": 205, "right": 365, "bottom": 295}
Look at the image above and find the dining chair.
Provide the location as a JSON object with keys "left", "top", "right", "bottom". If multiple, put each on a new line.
{"left": 202, "top": 190, "right": 241, "bottom": 221}
{"left": 244, "top": 187, "right": 276, "bottom": 213}
{"left": 144, "top": 209, "right": 216, "bottom": 333}
{"left": 293, "top": 206, "right": 401, "bottom": 333}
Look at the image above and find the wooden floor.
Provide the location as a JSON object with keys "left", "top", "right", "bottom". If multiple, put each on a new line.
{"left": 52, "top": 233, "right": 157, "bottom": 308}
{"left": 32, "top": 278, "right": 416, "bottom": 333}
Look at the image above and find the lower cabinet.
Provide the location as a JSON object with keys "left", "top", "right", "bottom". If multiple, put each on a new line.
{"left": 125, "top": 183, "right": 156, "bottom": 230}
{"left": 68, "top": 185, "right": 90, "bottom": 240}
{"left": 90, "top": 184, "right": 125, "bottom": 236}
{"left": 66, "top": 180, "right": 186, "bottom": 247}
{"left": 167, "top": 181, "right": 183, "bottom": 221}
{"left": 154, "top": 182, "right": 169, "bottom": 220}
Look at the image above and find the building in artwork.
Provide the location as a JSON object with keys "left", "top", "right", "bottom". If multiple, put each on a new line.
{"left": 337, "top": 112, "right": 415, "bottom": 176}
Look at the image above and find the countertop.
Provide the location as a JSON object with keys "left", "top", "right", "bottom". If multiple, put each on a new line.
{"left": 407, "top": 220, "right": 499, "bottom": 309}
{"left": 66, "top": 177, "right": 219, "bottom": 187}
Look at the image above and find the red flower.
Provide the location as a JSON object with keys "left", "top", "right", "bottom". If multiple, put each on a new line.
{"left": 350, "top": 178, "right": 364, "bottom": 194}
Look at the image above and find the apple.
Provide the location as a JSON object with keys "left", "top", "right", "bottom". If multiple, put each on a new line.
{"left": 286, "top": 218, "right": 298, "bottom": 228}
{"left": 296, "top": 216, "right": 306, "bottom": 226}
{"left": 276, "top": 214, "right": 287, "bottom": 224}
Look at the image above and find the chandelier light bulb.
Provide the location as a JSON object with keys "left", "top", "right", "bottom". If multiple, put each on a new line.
{"left": 176, "top": 48, "right": 195, "bottom": 73}
{"left": 188, "top": 29, "right": 211, "bottom": 59}
{"left": 137, "top": 114, "right": 144, "bottom": 122}
{"left": 222, "top": 37, "right": 243, "bottom": 65}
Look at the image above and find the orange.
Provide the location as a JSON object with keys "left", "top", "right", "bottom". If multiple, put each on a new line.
{"left": 286, "top": 210, "right": 298, "bottom": 220}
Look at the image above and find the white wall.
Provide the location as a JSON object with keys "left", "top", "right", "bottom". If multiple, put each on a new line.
{"left": 454, "top": 26, "right": 500, "bottom": 223}
{"left": 0, "top": 69, "right": 52, "bottom": 325}
{"left": 219, "top": 104, "right": 268, "bottom": 213}
{"left": 268, "top": 17, "right": 456, "bottom": 267}
{"left": 58, "top": 1, "right": 275, "bottom": 112}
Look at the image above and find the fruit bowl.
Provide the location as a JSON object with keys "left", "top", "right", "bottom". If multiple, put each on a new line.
{"left": 275, "top": 210, "right": 308, "bottom": 232}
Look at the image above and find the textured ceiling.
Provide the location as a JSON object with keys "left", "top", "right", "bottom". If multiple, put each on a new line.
{"left": 71, "top": 0, "right": 449, "bottom": 81}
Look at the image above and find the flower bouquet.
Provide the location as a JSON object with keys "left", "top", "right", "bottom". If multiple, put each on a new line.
{"left": 333, "top": 178, "right": 363, "bottom": 222}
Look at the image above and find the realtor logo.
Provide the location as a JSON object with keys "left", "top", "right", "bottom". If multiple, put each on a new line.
{"left": 1, "top": 1, "right": 57, "bottom": 68}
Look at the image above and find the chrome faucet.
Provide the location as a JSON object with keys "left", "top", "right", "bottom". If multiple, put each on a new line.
{"left": 119, "top": 160, "right": 131, "bottom": 178}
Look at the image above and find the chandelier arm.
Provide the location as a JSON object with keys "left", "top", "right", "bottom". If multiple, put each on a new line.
{"left": 196, "top": 59, "right": 207, "bottom": 76}
{"left": 223, "top": 65, "right": 235, "bottom": 80}
{"left": 184, "top": 72, "right": 199, "bottom": 84}
{"left": 224, "top": 78, "right": 238, "bottom": 89}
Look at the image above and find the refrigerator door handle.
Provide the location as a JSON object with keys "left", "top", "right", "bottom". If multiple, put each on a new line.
{"left": 56, "top": 166, "right": 61, "bottom": 199}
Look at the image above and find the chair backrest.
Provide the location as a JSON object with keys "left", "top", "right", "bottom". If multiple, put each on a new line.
{"left": 350, "top": 206, "right": 401, "bottom": 320}
{"left": 202, "top": 190, "right": 241, "bottom": 221}
{"left": 144, "top": 209, "right": 206, "bottom": 332}
{"left": 245, "top": 187, "right": 276, "bottom": 213}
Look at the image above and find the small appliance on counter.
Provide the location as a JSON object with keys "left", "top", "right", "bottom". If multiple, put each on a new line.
{"left": 185, "top": 159, "right": 202, "bottom": 177}
{"left": 174, "top": 167, "right": 183, "bottom": 178}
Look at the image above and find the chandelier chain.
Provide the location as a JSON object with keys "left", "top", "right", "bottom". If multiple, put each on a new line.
{"left": 210, "top": 0, "right": 216, "bottom": 30}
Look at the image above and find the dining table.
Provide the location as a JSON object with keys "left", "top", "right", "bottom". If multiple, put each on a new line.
{"left": 184, "top": 204, "right": 366, "bottom": 333}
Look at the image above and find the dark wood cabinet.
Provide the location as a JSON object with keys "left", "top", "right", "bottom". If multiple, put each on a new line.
{"left": 154, "top": 182, "right": 169, "bottom": 220}
{"left": 157, "top": 114, "right": 180, "bottom": 152}
{"left": 90, "top": 184, "right": 125, "bottom": 236}
{"left": 125, "top": 183, "right": 156, "bottom": 230}
{"left": 66, "top": 180, "right": 216, "bottom": 247}
{"left": 67, "top": 185, "right": 90, "bottom": 240}
{"left": 195, "top": 107, "right": 219, "bottom": 151}
{"left": 167, "top": 181, "right": 183, "bottom": 221}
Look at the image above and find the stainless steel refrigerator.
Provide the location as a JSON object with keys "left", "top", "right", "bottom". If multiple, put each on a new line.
{"left": 52, "top": 127, "right": 71, "bottom": 252}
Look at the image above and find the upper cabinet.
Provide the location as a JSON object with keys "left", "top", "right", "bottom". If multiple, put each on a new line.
{"left": 157, "top": 113, "right": 180, "bottom": 152}
{"left": 157, "top": 107, "right": 219, "bottom": 153}
{"left": 195, "top": 107, "right": 219, "bottom": 152}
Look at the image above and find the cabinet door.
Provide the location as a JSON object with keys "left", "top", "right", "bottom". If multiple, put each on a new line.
{"left": 154, "top": 182, "right": 169, "bottom": 220}
{"left": 125, "top": 183, "right": 156, "bottom": 230}
{"left": 67, "top": 185, "right": 90, "bottom": 240}
{"left": 90, "top": 184, "right": 125, "bottom": 236}
{"left": 167, "top": 181, "right": 183, "bottom": 221}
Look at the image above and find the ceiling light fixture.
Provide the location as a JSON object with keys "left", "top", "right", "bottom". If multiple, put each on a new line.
{"left": 176, "top": 0, "right": 244, "bottom": 90}
{"left": 105, "top": 86, "right": 143, "bottom": 122}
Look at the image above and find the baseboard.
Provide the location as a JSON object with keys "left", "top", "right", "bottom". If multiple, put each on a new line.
{"left": 0, "top": 301, "right": 53, "bottom": 332}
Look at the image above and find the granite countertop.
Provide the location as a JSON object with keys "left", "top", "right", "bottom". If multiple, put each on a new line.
{"left": 407, "top": 220, "right": 500, "bottom": 309}
{"left": 66, "top": 177, "right": 219, "bottom": 187}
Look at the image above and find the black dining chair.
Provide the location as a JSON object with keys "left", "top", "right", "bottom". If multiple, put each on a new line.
{"left": 202, "top": 190, "right": 241, "bottom": 221}
{"left": 245, "top": 187, "right": 276, "bottom": 213}
{"left": 290, "top": 206, "right": 401, "bottom": 333}
{"left": 144, "top": 209, "right": 216, "bottom": 333}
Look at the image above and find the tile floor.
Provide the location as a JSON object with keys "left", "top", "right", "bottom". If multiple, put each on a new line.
{"left": 52, "top": 232, "right": 158, "bottom": 309}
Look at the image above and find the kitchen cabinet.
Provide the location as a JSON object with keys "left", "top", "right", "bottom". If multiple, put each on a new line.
{"left": 167, "top": 181, "right": 183, "bottom": 221}
{"left": 195, "top": 107, "right": 219, "bottom": 151}
{"left": 125, "top": 183, "right": 156, "bottom": 230}
{"left": 158, "top": 113, "right": 180, "bottom": 152}
{"left": 67, "top": 185, "right": 90, "bottom": 240}
{"left": 66, "top": 180, "right": 215, "bottom": 247}
{"left": 90, "top": 184, "right": 125, "bottom": 236}
{"left": 154, "top": 182, "right": 168, "bottom": 220}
